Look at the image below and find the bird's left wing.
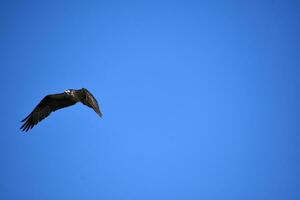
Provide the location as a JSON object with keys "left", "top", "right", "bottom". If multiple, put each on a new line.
{"left": 20, "top": 93, "right": 77, "bottom": 132}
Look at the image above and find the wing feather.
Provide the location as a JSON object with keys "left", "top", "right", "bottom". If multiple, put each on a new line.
{"left": 81, "top": 88, "right": 103, "bottom": 117}
{"left": 20, "top": 93, "right": 77, "bottom": 132}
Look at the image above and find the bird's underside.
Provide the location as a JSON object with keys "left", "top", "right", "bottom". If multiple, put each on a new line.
{"left": 20, "top": 88, "right": 102, "bottom": 132}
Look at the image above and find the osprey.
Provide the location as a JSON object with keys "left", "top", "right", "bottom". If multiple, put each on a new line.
{"left": 20, "top": 88, "right": 103, "bottom": 132}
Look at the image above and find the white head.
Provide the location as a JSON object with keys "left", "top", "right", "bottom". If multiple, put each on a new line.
{"left": 64, "top": 89, "right": 72, "bottom": 95}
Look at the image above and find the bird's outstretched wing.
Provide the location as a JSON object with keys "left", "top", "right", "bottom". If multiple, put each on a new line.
{"left": 20, "top": 93, "right": 77, "bottom": 132}
{"left": 81, "top": 88, "right": 103, "bottom": 117}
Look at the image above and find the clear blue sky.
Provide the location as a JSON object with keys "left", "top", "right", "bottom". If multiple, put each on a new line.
{"left": 0, "top": 1, "right": 299, "bottom": 199}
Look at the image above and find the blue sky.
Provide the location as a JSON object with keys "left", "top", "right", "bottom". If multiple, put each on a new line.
{"left": 0, "top": 1, "right": 299, "bottom": 199}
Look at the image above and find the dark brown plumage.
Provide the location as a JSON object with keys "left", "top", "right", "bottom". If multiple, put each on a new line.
{"left": 20, "top": 88, "right": 102, "bottom": 132}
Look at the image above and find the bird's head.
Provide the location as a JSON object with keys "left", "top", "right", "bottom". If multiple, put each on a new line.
{"left": 64, "top": 89, "right": 73, "bottom": 95}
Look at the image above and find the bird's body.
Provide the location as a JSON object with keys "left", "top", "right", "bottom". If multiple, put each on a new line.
{"left": 20, "top": 88, "right": 102, "bottom": 132}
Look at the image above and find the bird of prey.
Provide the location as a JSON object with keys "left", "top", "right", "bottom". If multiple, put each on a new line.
{"left": 20, "top": 88, "right": 103, "bottom": 132}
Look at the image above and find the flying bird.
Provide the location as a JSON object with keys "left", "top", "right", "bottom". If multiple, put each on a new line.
{"left": 20, "top": 88, "right": 103, "bottom": 132}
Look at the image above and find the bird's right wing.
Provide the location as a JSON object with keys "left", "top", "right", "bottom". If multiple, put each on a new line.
{"left": 20, "top": 93, "right": 77, "bottom": 132}
{"left": 82, "top": 88, "right": 103, "bottom": 117}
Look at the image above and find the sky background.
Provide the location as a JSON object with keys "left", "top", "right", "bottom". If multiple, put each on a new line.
{"left": 0, "top": 1, "right": 299, "bottom": 199}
